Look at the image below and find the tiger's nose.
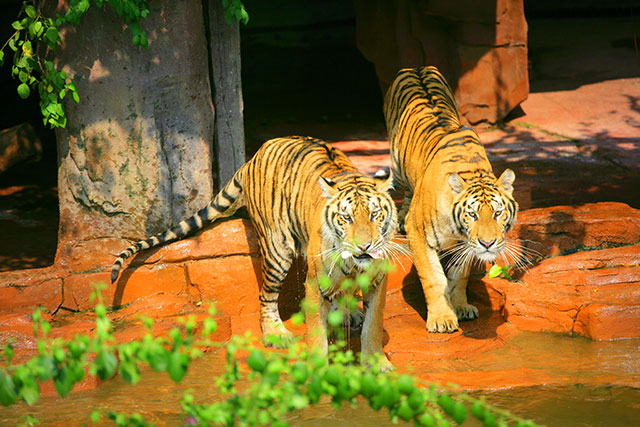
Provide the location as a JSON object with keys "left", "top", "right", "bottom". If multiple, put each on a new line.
{"left": 358, "top": 241, "right": 373, "bottom": 252}
{"left": 478, "top": 239, "right": 496, "bottom": 249}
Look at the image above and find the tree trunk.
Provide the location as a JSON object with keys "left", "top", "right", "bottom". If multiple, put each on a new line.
{"left": 52, "top": 0, "right": 216, "bottom": 272}
{"left": 208, "top": 0, "right": 246, "bottom": 189}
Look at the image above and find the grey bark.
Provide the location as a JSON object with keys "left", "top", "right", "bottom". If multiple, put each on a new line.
{"left": 51, "top": 0, "right": 215, "bottom": 267}
{"left": 208, "top": 0, "right": 246, "bottom": 190}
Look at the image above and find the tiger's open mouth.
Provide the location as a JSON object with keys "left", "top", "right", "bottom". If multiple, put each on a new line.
{"left": 341, "top": 249, "right": 384, "bottom": 261}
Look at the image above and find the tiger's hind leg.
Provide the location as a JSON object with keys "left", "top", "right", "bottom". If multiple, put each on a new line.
{"left": 259, "top": 244, "right": 295, "bottom": 348}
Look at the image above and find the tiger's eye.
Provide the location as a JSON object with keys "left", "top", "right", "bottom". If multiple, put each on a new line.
{"left": 340, "top": 213, "right": 352, "bottom": 223}
{"left": 467, "top": 211, "right": 478, "bottom": 221}
{"left": 494, "top": 210, "right": 504, "bottom": 219}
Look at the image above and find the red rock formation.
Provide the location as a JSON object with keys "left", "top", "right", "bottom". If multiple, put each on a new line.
{"left": 469, "top": 202, "right": 640, "bottom": 340}
{"left": 354, "top": 0, "right": 529, "bottom": 124}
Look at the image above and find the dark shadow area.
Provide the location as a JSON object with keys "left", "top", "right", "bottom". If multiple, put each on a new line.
{"left": 278, "top": 256, "right": 306, "bottom": 321}
{"left": 525, "top": 8, "right": 640, "bottom": 93}
{"left": 240, "top": 0, "right": 387, "bottom": 156}
{"left": 0, "top": 185, "right": 58, "bottom": 271}
{"left": 401, "top": 264, "right": 504, "bottom": 339}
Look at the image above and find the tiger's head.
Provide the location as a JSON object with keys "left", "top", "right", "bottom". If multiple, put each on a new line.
{"left": 318, "top": 169, "right": 399, "bottom": 270}
{"left": 448, "top": 169, "right": 518, "bottom": 263}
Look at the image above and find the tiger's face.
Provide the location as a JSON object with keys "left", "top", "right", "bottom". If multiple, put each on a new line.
{"left": 319, "top": 169, "right": 399, "bottom": 270}
{"left": 449, "top": 169, "right": 518, "bottom": 263}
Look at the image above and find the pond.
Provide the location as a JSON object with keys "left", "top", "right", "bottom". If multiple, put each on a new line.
{"left": 1, "top": 331, "right": 638, "bottom": 426}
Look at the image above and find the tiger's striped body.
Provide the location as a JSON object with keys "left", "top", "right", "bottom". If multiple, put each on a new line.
{"left": 384, "top": 66, "right": 518, "bottom": 333}
{"left": 111, "top": 136, "right": 397, "bottom": 369}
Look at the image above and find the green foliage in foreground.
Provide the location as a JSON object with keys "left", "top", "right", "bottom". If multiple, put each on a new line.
{"left": 0, "top": 282, "right": 539, "bottom": 426}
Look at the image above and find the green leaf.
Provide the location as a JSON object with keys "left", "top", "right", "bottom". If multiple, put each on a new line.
{"left": 471, "top": 401, "right": 486, "bottom": 420}
{"left": 11, "top": 20, "right": 24, "bottom": 30}
{"left": 17, "top": 83, "right": 30, "bottom": 99}
{"left": 290, "top": 362, "right": 308, "bottom": 384}
{"left": 71, "top": 363, "right": 85, "bottom": 382}
{"left": 25, "top": 5, "right": 36, "bottom": 18}
{"left": 397, "top": 400, "right": 414, "bottom": 421}
{"left": 94, "top": 350, "right": 117, "bottom": 380}
{"left": 28, "top": 21, "right": 37, "bottom": 38}
{"left": 34, "top": 355, "right": 56, "bottom": 382}
{"left": 223, "top": 8, "right": 235, "bottom": 25}
{"left": 91, "top": 411, "right": 101, "bottom": 423}
{"left": 33, "top": 21, "right": 43, "bottom": 37}
{"left": 360, "top": 373, "right": 379, "bottom": 398}
{"left": 14, "top": 367, "right": 40, "bottom": 405}
{"left": 239, "top": 7, "right": 249, "bottom": 25}
{"left": 289, "top": 394, "right": 308, "bottom": 410}
{"left": 452, "top": 401, "right": 468, "bottom": 424}
{"left": 397, "top": 375, "right": 415, "bottom": 395}
{"left": 44, "top": 27, "right": 60, "bottom": 49}
{"left": 54, "top": 364, "right": 74, "bottom": 397}
{"left": 118, "top": 360, "right": 140, "bottom": 385}
{"left": 167, "top": 351, "right": 189, "bottom": 382}
{"left": 418, "top": 412, "right": 435, "bottom": 427}
{"left": 247, "top": 349, "right": 267, "bottom": 373}
{"left": 489, "top": 264, "right": 503, "bottom": 278}
{"left": 324, "top": 366, "right": 341, "bottom": 386}
{"left": 291, "top": 312, "right": 304, "bottom": 326}
{"left": 327, "top": 311, "right": 343, "bottom": 327}
{"left": 53, "top": 346, "right": 66, "bottom": 363}
{"left": 202, "top": 317, "right": 217, "bottom": 335}
{"left": 483, "top": 411, "right": 497, "bottom": 427}
{"left": 0, "top": 371, "right": 17, "bottom": 406}
{"left": 318, "top": 275, "right": 331, "bottom": 291}
{"left": 437, "top": 393, "right": 455, "bottom": 415}
{"left": 147, "top": 346, "right": 170, "bottom": 372}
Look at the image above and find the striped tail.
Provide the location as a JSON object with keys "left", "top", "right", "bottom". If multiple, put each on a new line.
{"left": 110, "top": 170, "right": 245, "bottom": 283}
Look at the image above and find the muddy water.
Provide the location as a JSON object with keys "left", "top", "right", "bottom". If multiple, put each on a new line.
{"left": 1, "top": 333, "right": 638, "bottom": 426}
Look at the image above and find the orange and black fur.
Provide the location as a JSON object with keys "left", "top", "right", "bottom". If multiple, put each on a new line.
{"left": 384, "top": 67, "right": 518, "bottom": 333}
{"left": 111, "top": 136, "right": 399, "bottom": 369}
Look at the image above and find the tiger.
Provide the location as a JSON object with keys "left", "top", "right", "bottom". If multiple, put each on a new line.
{"left": 110, "top": 136, "right": 398, "bottom": 370}
{"left": 383, "top": 66, "right": 518, "bottom": 333}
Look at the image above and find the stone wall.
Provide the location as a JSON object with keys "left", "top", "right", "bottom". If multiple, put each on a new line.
{"left": 354, "top": 0, "right": 529, "bottom": 125}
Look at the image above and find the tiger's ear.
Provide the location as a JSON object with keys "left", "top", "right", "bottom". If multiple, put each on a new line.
{"left": 318, "top": 176, "right": 338, "bottom": 199}
{"left": 372, "top": 167, "right": 393, "bottom": 192}
{"left": 498, "top": 169, "right": 516, "bottom": 195}
{"left": 448, "top": 173, "right": 466, "bottom": 195}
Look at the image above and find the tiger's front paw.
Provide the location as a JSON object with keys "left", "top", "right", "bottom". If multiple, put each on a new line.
{"left": 261, "top": 322, "right": 294, "bottom": 348}
{"left": 377, "top": 357, "right": 395, "bottom": 373}
{"left": 360, "top": 353, "right": 395, "bottom": 373}
{"left": 455, "top": 303, "right": 479, "bottom": 321}
{"left": 426, "top": 312, "right": 459, "bottom": 333}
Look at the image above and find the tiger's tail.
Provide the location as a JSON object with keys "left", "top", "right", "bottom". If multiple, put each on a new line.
{"left": 110, "top": 168, "right": 246, "bottom": 283}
